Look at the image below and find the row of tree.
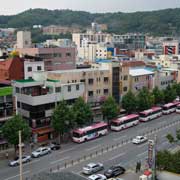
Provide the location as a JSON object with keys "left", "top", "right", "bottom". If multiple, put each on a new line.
{"left": 122, "top": 83, "right": 180, "bottom": 113}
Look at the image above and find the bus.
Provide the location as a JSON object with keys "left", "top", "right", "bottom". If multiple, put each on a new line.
{"left": 176, "top": 104, "right": 180, "bottom": 113}
{"left": 72, "top": 122, "right": 108, "bottom": 143}
{"left": 110, "top": 114, "right": 139, "bottom": 131}
{"left": 162, "top": 102, "right": 180, "bottom": 114}
{"left": 139, "top": 107, "right": 162, "bottom": 122}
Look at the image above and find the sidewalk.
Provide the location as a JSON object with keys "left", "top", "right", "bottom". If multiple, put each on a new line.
{"left": 121, "top": 170, "right": 142, "bottom": 180}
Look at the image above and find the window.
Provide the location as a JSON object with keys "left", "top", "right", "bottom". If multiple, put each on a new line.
{"left": 66, "top": 52, "right": 71, "bottom": 57}
{"left": 37, "top": 66, "right": 42, "bottom": 71}
{"left": 68, "top": 85, "right": 71, "bottom": 92}
{"left": 16, "top": 87, "right": 20, "bottom": 93}
{"left": 88, "top": 78, "right": 94, "bottom": 85}
{"left": 88, "top": 91, "right": 93, "bottom": 97}
{"left": 76, "top": 84, "right": 79, "bottom": 90}
{"left": 96, "top": 89, "right": 101, "bottom": 94}
{"left": 123, "top": 75, "right": 128, "bottom": 80}
{"left": 104, "top": 77, "right": 109, "bottom": 83}
{"left": 17, "top": 101, "right": 20, "bottom": 108}
{"left": 123, "top": 87, "right": 128, "bottom": 92}
{"left": 80, "top": 79, "right": 85, "bottom": 83}
{"left": 27, "top": 67, "right": 32, "bottom": 72}
{"left": 55, "top": 87, "right": 61, "bottom": 93}
{"left": 104, "top": 89, "right": 109, "bottom": 94}
{"left": 135, "top": 77, "right": 139, "bottom": 82}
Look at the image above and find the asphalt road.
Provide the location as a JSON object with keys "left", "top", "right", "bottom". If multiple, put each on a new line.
{"left": 0, "top": 113, "right": 180, "bottom": 180}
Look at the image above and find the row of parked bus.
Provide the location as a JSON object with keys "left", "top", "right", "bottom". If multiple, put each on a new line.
{"left": 72, "top": 101, "right": 180, "bottom": 143}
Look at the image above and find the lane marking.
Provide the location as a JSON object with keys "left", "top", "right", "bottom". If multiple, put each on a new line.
{"left": 85, "top": 145, "right": 100, "bottom": 151}
{"left": 113, "top": 135, "right": 127, "bottom": 141}
{"left": 58, "top": 147, "right": 77, "bottom": 154}
{"left": 137, "top": 150, "right": 148, "bottom": 157}
{"left": 109, "top": 152, "right": 126, "bottom": 161}
{"left": 4, "top": 170, "right": 30, "bottom": 180}
{"left": 50, "top": 156, "right": 70, "bottom": 165}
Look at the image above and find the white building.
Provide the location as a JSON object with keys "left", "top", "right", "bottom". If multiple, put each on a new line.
{"left": 16, "top": 31, "right": 32, "bottom": 49}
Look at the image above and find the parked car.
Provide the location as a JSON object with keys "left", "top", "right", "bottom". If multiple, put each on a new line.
{"left": 9, "top": 155, "right": 31, "bottom": 166}
{"left": 88, "top": 174, "right": 107, "bottom": 180}
{"left": 49, "top": 142, "right": 61, "bottom": 150}
{"left": 132, "top": 136, "right": 148, "bottom": 144}
{"left": 104, "top": 165, "right": 125, "bottom": 178}
{"left": 83, "top": 162, "right": 104, "bottom": 175}
{"left": 31, "top": 147, "right": 51, "bottom": 158}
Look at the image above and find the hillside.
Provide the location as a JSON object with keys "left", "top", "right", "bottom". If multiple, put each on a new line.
{"left": 1, "top": 8, "right": 180, "bottom": 35}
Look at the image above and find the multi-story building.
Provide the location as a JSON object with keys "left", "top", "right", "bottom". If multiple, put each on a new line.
{"left": 163, "top": 40, "right": 179, "bottom": 55}
{"left": 44, "top": 39, "right": 73, "bottom": 48}
{"left": 113, "top": 33, "right": 146, "bottom": 50}
{"left": 16, "top": 31, "right": 32, "bottom": 49}
{"left": 46, "top": 67, "right": 112, "bottom": 105}
{"left": 17, "top": 47, "right": 76, "bottom": 71}
{"left": 43, "top": 25, "right": 81, "bottom": 35}
{"left": 13, "top": 78, "right": 85, "bottom": 143}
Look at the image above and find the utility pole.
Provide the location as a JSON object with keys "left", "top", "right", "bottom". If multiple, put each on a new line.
{"left": 153, "top": 135, "right": 157, "bottom": 180}
{"left": 19, "top": 130, "right": 23, "bottom": 180}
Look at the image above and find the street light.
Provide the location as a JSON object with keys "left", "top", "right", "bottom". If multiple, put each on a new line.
{"left": 19, "top": 130, "right": 23, "bottom": 180}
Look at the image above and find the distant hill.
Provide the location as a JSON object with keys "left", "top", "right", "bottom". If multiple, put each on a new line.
{"left": 1, "top": 8, "right": 180, "bottom": 36}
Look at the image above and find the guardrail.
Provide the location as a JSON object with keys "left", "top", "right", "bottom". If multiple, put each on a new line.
{"left": 26, "top": 119, "right": 180, "bottom": 180}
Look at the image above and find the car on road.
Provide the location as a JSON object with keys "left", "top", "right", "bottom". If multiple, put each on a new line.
{"left": 88, "top": 174, "right": 107, "bottom": 180}
{"left": 132, "top": 136, "right": 148, "bottom": 144}
{"left": 31, "top": 147, "right": 51, "bottom": 158}
{"left": 9, "top": 155, "right": 31, "bottom": 166}
{"left": 83, "top": 162, "right": 104, "bottom": 175}
{"left": 49, "top": 142, "right": 61, "bottom": 150}
{"left": 104, "top": 165, "right": 125, "bottom": 178}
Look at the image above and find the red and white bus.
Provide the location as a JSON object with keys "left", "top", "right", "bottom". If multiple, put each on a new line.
{"left": 176, "top": 104, "right": 180, "bottom": 113}
{"left": 139, "top": 107, "right": 162, "bottom": 122}
{"left": 162, "top": 102, "right": 180, "bottom": 114}
{"left": 72, "top": 122, "right": 108, "bottom": 143}
{"left": 110, "top": 114, "right": 139, "bottom": 131}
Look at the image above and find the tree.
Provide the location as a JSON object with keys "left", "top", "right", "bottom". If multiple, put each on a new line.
{"left": 163, "top": 85, "right": 177, "bottom": 103}
{"left": 52, "top": 100, "right": 73, "bottom": 143}
{"left": 137, "top": 87, "right": 154, "bottom": 111}
{"left": 166, "top": 134, "right": 175, "bottom": 144}
{"left": 72, "top": 97, "right": 93, "bottom": 126}
{"left": 2, "top": 115, "right": 30, "bottom": 153}
{"left": 152, "top": 86, "right": 164, "bottom": 105}
{"left": 101, "top": 96, "right": 119, "bottom": 124}
{"left": 172, "top": 83, "right": 180, "bottom": 97}
{"left": 121, "top": 91, "right": 137, "bottom": 114}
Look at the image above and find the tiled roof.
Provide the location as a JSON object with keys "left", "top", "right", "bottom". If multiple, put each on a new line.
{"left": 121, "top": 61, "right": 146, "bottom": 67}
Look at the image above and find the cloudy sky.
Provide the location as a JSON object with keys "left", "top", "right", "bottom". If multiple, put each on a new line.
{"left": 1, "top": 0, "right": 180, "bottom": 15}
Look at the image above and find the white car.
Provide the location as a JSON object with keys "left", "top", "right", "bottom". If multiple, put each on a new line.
{"left": 83, "top": 162, "right": 104, "bottom": 175}
{"left": 88, "top": 174, "right": 107, "bottom": 180}
{"left": 9, "top": 155, "right": 31, "bottom": 166}
{"left": 31, "top": 147, "right": 51, "bottom": 158}
{"left": 132, "top": 136, "right": 148, "bottom": 144}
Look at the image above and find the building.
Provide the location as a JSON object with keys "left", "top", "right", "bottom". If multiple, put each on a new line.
{"left": 163, "top": 40, "right": 179, "bottom": 55}
{"left": 13, "top": 78, "right": 85, "bottom": 143}
{"left": 44, "top": 39, "right": 73, "bottom": 48}
{"left": 43, "top": 25, "right": 80, "bottom": 35}
{"left": 113, "top": 33, "right": 146, "bottom": 50}
{"left": 17, "top": 47, "right": 76, "bottom": 71}
{"left": 0, "top": 57, "right": 24, "bottom": 81}
{"left": 16, "top": 31, "right": 32, "bottom": 48}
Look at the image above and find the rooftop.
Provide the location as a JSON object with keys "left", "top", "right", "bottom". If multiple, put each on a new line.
{"left": 0, "top": 86, "right": 13, "bottom": 96}
{"left": 15, "top": 79, "right": 36, "bottom": 83}
{"left": 129, "top": 68, "right": 154, "bottom": 77}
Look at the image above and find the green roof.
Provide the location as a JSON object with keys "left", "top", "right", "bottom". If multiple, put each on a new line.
{"left": 0, "top": 87, "right": 13, "bottom": 96}
{"left": 47, "top": 79, "right": 60, "bottom": 83}
{"left": 15, "top": 79, "right": 36, "bottom": 83}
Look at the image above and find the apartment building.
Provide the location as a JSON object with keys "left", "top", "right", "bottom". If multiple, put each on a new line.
{"left": 46, "top": 67, "right": 111, "bottom": 105}
{"left": 13, "top": 79, "right": 84, "bottom": 143}
{"left": 43, "top": 25, "right": 81, "bottom": 35}
{"left": 17, "top": 47, "right": 76, "bottom": 71}
{"left": 113, "top": 33, "right": 146, "bottom": 50}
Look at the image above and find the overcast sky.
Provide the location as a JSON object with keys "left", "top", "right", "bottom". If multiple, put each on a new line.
{"left": 1, "top": 0, "right": 180, "bottom": 15}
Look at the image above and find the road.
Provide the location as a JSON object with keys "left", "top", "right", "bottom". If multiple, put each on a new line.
{"left": 0, "top": 113, "right": 179, "bottom": 180}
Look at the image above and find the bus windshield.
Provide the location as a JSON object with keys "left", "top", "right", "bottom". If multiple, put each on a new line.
{"left": 72, "top": 132, "right": 82, "bottom": 138}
